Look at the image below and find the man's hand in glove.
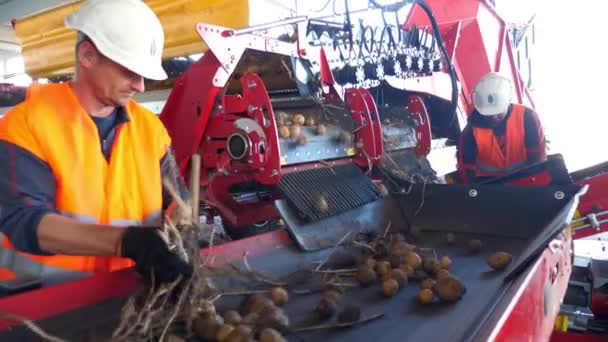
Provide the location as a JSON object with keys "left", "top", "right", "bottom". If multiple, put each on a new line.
{"left": 118, "top": 226, "right": 193, "bottom": 284}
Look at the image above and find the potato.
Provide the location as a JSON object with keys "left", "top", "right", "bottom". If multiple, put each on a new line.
{"left": 316, "top": 124, "right": 327, "bottom": 135}
{"left": 260, "top": 328, "right": 286, "bottom": 342}
{"left": 223, "top": 310, "right": 242, "bottom": 325}
{"left": 296, "top": 135, "right": 307, "bottom": 145}
{"left": 418, "top": 288, "right": 434, "bottom": 304}
{"left": 420, "top": 278, "right": 435, "bottom": 290}
{"left": 315, "top": 298, "right": 337, "bottom": 320}
{"left": 399, "top": 263, "right": 415, "bottom": 277}
{"left": 389, "top": 240, "right": 411, "bottom": 257}
{"left": 435, "top": 269, "right": 451, "bottom": 280}
{"left": 323, "top": 289, "right": 342, "bottom": 303}
{"left": 225, "top": 325, "right": 252, "bottom": 342}
{"left": 289, "top": 124, "right": 301, "bottom": 138}
{"left": 357, "top": 265, "right": 377, "bottom": 287}
{"left": 375, "top": 260, "right": 391, "bottom": 278}
{"left": 389, "top": 254, "right": 404, "bottom": 268}
{"left": 166, "top": 335, "right": 186, "bottom": 342}
{"left": 410, "top": 225, "right": 422, "bottom": 239}
{"left": 242, "top": 312, "right": 260, "bottom": 325}
{"left": 242, "top": 294, "right": 273, "bottom": 315}
{"left": 390, "top": 268, "right": 408, "bottom": 287}
{"left": 404, "top": 252, "right": 422, "bottom": 269}
{"left": 446, "top": 233, "right": 455, "bottom": 245}
{"left": 338, "top": 305, "right": 361, "bottom": 323}
{"left": 439, "top": 256, "right": 452, "bottom": 270}
{"left": 468, "top": 239, "right": 482, "bottom": 253}
{"left": 217, "top": 324, "right": 236, "bottom": 341}
{"left": 277, "top": 111, "right": 290, "bottom": 123}
{"left": 377, "top": 183, "right": 389, "bottom": 196}
{"left": 270, "top": 287, "right": 288, "bottom": 306}
{"left": 487, "top": 252, "right": 513, "bottom": 271}
{"left": 362, "top": 255, "right": 377, "bottom": 269}
{"left": 391, "top": 233, "right": 406, "bottom": 242}
{"left": 382, "top": 278, "right": 399, "bottom": 297}
{"left": 434, "top": 275, "right": 466, "bottom": 302}
{"left": 337, "top": 130, "right": 352, "bottom": 144}
{"left": 278, "top": 126, "right": 290, "bottom": 139}
{"left": 315, "top": 196, "right": 328, "bottom": 213}
{"left": 423, "top": 258, "right": 440, "bottom": 275}
{"left": 194, "top": 313, "right": 223, "bottom": 340}
{"left": 305, "top": 116, "right": 316, "bottom": 126}
{"left": 258, "top": 305, "right": 289, "bottom": 330}
{"left": 294, "top": 114, "right": 306, "bottom": 125}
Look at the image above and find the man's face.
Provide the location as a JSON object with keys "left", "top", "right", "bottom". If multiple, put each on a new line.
{"left": 79, "top": 41, "right": 145, "bottom": 107}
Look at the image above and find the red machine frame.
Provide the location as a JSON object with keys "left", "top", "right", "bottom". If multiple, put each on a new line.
{"left": 0, "top": 0, "right": 591, "bottom": 340}
{"left": 0, "top": 227, "right": 576, "bottom": 342}
{"left": 159, "top": 21, "right": 389, "bottom": 229}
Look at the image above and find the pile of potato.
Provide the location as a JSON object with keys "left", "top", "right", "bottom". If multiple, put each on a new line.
{"left": 187, "top": 227, "right": 514, "bottom": 341}
{"left": 350, "top": 232, "right": 466, "bottom": 305}
{"left": 350, "top": 227, "right": 513, "bottom": 306}
{"left": 193, "top": 287, "right": 290, "bottom": 342}
{"left": 276, "top": 111, "right": 326, "bottom": 146}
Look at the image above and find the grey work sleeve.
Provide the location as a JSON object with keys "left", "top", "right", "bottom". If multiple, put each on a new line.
{"left": 0, "top": 140, "right": 57, "bottom": 255}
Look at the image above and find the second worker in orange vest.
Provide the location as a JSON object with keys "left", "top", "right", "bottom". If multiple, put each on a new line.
{"left": 0, "top": 0, "right": 192, "bottom": 286}
{"left": 457, "top": 72, "right": 547, "bottom": 183}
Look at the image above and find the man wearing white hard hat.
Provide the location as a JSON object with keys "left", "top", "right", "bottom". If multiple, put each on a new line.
{"left": 0, "top": 0, "right": 192, "bottom": 286}
{"left": 456, "top": 72, "right": 547, "bottom": 183}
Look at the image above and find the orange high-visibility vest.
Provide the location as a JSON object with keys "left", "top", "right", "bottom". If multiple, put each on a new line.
{"left": 472, "top": 104, "right": 527, "bottom": 177}
{"left": 0, "top": 82, "right": 170, "bottom": 274}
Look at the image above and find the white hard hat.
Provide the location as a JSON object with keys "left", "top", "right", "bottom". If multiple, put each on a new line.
{"left": 471, "top": 72, "right": 513, "bottom": 116}
{"left": 65, "top": 0, "right": 167, "bottom": 81}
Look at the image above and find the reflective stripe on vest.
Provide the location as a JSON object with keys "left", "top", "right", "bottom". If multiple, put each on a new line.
{"left": 59, "top": 210, "right": 162, "bottom": 226}
{"left": 0, "top": 246, "right": 89, "bottom": 286}
{"left": 0, "top": 82, "right": 171, "bottom": 276}
{"left": 472, "top": 104, "right": 527, "bottom": 177}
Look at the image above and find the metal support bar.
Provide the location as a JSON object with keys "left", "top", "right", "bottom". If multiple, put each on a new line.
{"left": 224, "top": 16, "right": 308, "bottom": 36}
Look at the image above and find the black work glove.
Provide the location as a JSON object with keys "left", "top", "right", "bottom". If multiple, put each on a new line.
{"left": 120, "top": 226, "right": 193, "bottom": 285}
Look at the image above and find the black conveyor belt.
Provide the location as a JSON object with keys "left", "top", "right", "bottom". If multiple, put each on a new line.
{"left": 0, "top": 183, "right": 583, "bottom": 342}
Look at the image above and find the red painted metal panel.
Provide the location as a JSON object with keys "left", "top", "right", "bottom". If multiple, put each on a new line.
{"left": 488, "top": 230, "right": 572, "bottom": 341}
{"left": 0, "top": 270, "right": 141, "bottom": 331}
{"left": 552, "top": 331, "right": 608, "bottom": 342}
{"left": 0, "top": 230, "right": 292, "bottom": 331}
{"left": 403, "top": 0, "right": 532, "bottom": 115}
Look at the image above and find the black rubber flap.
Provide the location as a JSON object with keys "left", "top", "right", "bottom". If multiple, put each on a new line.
{"left": 391, "top": 182, "right": 584, "bottom": 280}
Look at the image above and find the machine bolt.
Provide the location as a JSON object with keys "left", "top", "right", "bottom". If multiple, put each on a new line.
{"left": 248, "top": 81, "right": 257, "bottom": 88}
{"left": 554, "top": 191, "right": 565, "bottom": 200}
{"left": 468, "top": 189, "right": 478, "bottom": 197}
{"left": 248, "top": 105, "right": 256, "bottom": 113}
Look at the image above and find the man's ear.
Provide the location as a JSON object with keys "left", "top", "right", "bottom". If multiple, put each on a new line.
{"left": 77, "top": 40, "right": 101, "bottom": 69}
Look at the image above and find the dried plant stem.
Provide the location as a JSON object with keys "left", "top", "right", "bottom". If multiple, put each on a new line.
{"left": 162, "top": 178, "right": 190, "bottom": 216}
{"left": 353, "top": 241, "right": 377, "bottom": 254}
{"left": 221, "top": 289, "right": 271, "bottom": 296}
{"left": 0, "top": 311, "right": 66, "bottom": 342}
{"left": 158, "top": 277, "right": 192, "bottom": 342}
{"left": 314, "top": 230, "right": 354, "bottom": 272}
{"left": 383, "top": 221, "right": 392, "bottom": 238}
{"left": 414, "top": 180, "right": 428, "bottom": 216}
{"left": 314, "top": 268, "right": 358, "bottom": 274}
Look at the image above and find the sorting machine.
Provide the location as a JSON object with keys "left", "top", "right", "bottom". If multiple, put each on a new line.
{"left": 0, "top": 0, "right": 603, "bottom": 341}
